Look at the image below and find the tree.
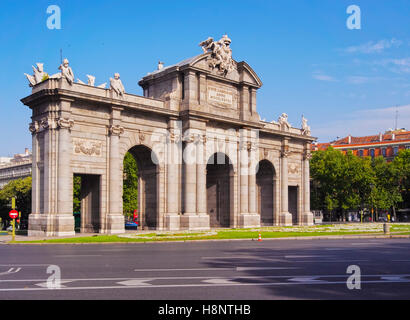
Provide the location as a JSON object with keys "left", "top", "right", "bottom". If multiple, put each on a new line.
{"left": 122, "top": 152, "right": 138, "bottom": 218}
{"left": 0, "top": 177, "right": 32, "bottom": 223}
{"left": 392, "top": 149, "right": 410, "bottom": 209}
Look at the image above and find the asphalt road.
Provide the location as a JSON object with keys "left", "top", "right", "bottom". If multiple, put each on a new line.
{"left": 0, "top": 238, "right": 410, "bottom": 300}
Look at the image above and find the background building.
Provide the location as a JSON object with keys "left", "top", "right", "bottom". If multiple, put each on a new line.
{"left": 313, "top": 129, "right": 410, "bottom": 161}
{"left": 0, "top": 148, "right": 32, "bottom": 188}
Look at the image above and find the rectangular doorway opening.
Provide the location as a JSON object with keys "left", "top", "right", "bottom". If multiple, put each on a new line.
{"left": 73, "top": 174, "right": 101, "bottom": 233}
{"left": 288, "top": 186, "right": 298, "bottom": 225}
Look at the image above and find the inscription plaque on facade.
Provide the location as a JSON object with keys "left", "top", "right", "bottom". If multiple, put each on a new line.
{"left": 208, "top": 86, "right": 233, "bottom": 106}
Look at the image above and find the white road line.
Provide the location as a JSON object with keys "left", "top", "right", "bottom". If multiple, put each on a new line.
{"left": 0, "top": 264, "right": 49, "bottom": 267}
{"left": 1, "top": 279, "right": 410, "bottom": 292}
{"left": 55, "top": 255, "right": 102, "bottom": 257}
{"left": 235, "top": 267, "right": 300, "bottom": 271}
{"left": 285, "top": 255, "right": 330, "bottom": 258}
{"left": 133, "top": 267, "right": 300, "bottom": 272}
{"left": 134, "top": 268, "right": 233, "bottom": 272}
{"left": 1, "top": 274, "right": 409, "bottom": 283}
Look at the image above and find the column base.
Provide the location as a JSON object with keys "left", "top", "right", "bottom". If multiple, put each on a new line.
{"left": 300, "top": 212, "right": 314, "bottom": 226}
{"left": 164, "top": 214, "right": 181, "bottom": 231}
{"left": 279, "top": 212, "right": 293, "bottom": 226}
{"left": 106, "top": 214, "right": 125, "bottom": 234}
{"left": 180, "top": 214, "right": 210, "bottom": 230}
{"left": 237, "top": 214, "right": 261, "bottom": 228}
{"left": 28, "top": 213, "right": 75, "bottom": 237}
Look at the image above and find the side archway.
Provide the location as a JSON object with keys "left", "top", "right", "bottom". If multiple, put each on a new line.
{"left": 256, "top": 160, "right": 275, "bottom": 226}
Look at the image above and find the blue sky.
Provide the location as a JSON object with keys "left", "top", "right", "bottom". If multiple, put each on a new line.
{"left": 1, "top": 0, "right": 409, "bottom": 155}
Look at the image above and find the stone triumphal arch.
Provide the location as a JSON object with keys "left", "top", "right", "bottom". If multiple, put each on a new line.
{"left": 22, "top": 35, "right": 315, "bottom": 236}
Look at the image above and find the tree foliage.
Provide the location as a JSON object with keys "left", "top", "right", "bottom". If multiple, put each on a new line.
{"left": 122, "top": 152, "right": 138, "bottom": 217}
{"left": 311, "top": 147, "right": 408, "bottom": 220}
{"left": 0, "top": 177, "right": 32, "bottom": 222}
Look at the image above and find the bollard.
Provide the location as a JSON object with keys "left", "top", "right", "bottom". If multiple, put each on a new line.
{"left": 383, "top": 223, "right": 390, "bottom": 235}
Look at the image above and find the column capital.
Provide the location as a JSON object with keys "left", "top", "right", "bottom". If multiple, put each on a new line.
{"left": 304, "top": 150, "right": 312, "bottom": 160}
{"left": 40, "top": 117, "right": 57, "bottom": 130}
{"left": 281, "top": 145, "right": 290, "bottom": 158}
{"left": 109, "top": 125, "right": 124, "bottom": 136}
{"left": 57, "top": 118, "right": 75, "bottom": 130}
{"left": 29, "top": 121, "right": 40, "bottom": 134}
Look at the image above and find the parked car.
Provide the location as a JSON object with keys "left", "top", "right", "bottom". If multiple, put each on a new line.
{"left": 125, "top": 220, "right": 138, "bottom": 230}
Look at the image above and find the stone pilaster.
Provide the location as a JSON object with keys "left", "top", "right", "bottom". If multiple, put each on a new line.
{"left": 279, "top": 139, "right": 292, "bottom": 226}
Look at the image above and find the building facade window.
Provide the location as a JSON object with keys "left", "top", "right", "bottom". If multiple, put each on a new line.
{"left": 358, "top": 149, "right": 364, "bottom": 157}
{"left": 370, "top": 149, "right": 375, "bottom": 158}
{"left": 382, "top": 148, "right": 386, "bottom": 157}
{"left": 394, "top": 146, "right": 399, "bottom": 156}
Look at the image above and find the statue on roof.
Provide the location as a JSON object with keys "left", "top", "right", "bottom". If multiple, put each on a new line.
{"left": 110, "top": 73, "right": 125, "bottom": 97}
{"left": 24, "top": 63, "right": 48, "bottom": 87}
{"left": 199, "top": 34, "right": 236, "bottom": 76}
{"left": 278, "top": 113, "right": 291, "bottom": 131}
{"left": 301, "top": 115, "right": 311, "bottom": 136}
{"left": 58, "top": 58, "right": 74, "bottom": 85}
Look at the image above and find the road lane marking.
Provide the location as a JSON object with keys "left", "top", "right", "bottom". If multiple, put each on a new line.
{"left": 289, "top": 276, "right": 325, "bottom": 283}
{"left": 55, "top": 255, "right": 102, "bottom": 257}
{"left": 117, "top": 279, "right": 153, "bottom": 286}
{"left": 134, "top": 268, "right": 233, "bottom": 272}
{"left": 0, "top": 268, "right": 21, "bottom": 276}
{"left": 1, "top": 279, "right": 410, "bottom": 292}
{"left": 133, "top": 267, "right": 300, "bottom": 272}
{"left": 285, "top": 255, "right": 330, "bottom": 258}
{"left": 235, "top": 267, "right": 300, "bottom": 271}
{"left": 35, "top": 280, "right": 74, "bottom": 288}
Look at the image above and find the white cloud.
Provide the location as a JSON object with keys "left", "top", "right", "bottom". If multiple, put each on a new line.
{"left": 312, "top": 104, "right": 410, "bottom": 142}
{"left": 344, "top": 39, "right": 402, "bottom": 54}
{"left": 312, "top": 72, "right": 337, "bottom": 82}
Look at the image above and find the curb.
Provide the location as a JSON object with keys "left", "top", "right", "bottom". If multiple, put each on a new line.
{"left": 3, "top": 234, "right": 410, "bottom": 245}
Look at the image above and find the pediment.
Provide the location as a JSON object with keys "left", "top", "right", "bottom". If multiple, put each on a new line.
{"left": 184, "top": 54, "right": 262, "bottom": 88}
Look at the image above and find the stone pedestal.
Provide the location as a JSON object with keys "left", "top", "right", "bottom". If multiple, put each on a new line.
{"left": 180, "top": 214, "right": 210, "bottom": 230}
{"left": 28, "top": 214, "right": 75, "bottom": 237}
{"left": 301, "top": 212, "right": 314, "bottom": 226}
{"left": 106, "top": 214, "right": 125, "bottom": 234}
{"left": 279, "top": 212, "right": 293, "bottom": 226}
{"left": 237, "top": 214, "right": 260, "bottom": 228}
{"left": 164, "top": 214, "right": 181, "bottom": 230}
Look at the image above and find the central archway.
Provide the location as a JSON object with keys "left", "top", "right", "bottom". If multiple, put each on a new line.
{"left": 206, "top": 153, "right": 234, "bottom": 228}
{"left": 124, "top": 145, "right": 159, "bottom": 229}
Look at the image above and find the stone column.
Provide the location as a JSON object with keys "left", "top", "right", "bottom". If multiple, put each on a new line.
{"left": 301, "top": 149, "right": 314, "bottom": 225}
{"left": 27, "top": 121, "right": 43, "bottom": 237}
{"left": 239, "top": 142, "right": 249, "bottom": 214}
{"left": 196, "top": 134, "right": 207, "bottom": 215}
{"left": 165, "top": 132, "right": 180, "bottom": 230}
{"left": 280, "top": 139, "right": 292, "bottom": 226}
{"left": 248, "top": 143, "right": 257, "bottom": 215}
{"left": 181, "top": 132, "right": 210, "bottom": 230}
{"left": 107, "top": 124, "right": 125, "bottom": 234}
{"left": 29, "top": 122, "right": 40, "bottom": 214}
{"left": 184, "top": 136, "right": 197, "bottom": 215}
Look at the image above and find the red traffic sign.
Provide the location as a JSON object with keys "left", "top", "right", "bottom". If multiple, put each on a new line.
{"left": 9, "top": 210, "right": 18, "bottom": 219}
